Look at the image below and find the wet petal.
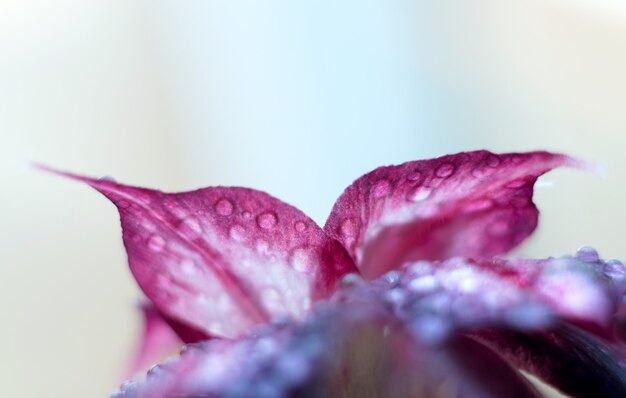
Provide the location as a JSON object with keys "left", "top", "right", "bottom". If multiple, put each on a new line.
{"left": 382, "top": 253, "right": 624, "bottom": 336}
{"left": 45, "top": 168, "right": 356, "bottom": 338}
{"left": 474, "top": 326, "right": 626, "bottom": 398}
{"left": 114, "top": 252, "right": 624, "bottom": 398}
{"left": 324, "top": 151, "right": 576, "bottom": 278}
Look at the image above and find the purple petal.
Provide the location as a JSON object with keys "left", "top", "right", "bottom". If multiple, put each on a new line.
{"left": 324, "top": 151, "right": 576, "bottom": 278}
{"left": 114, "top": 252, "right": 623, "bottom": 398}
{"left": 46, "top": 168, "right": 357, "bottom": 338}
{"left": 474, "top": 326, "right": 626, "bottom": 398}
{"left": 383, "top": 254, "right": 624, "bottom": 335}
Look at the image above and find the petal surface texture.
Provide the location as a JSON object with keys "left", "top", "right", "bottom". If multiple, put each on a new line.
{"left": 51, "top": 169, "right": 357, "bottom": 338}
{"left": 112, "top": 252, "right": 625, "bottom": 398}
{"left": 324, "top": 151, "right": 575, "bottom": 278}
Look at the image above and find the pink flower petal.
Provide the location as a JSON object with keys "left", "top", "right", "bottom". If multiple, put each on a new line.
{"left": 324, "top": 151, "right": 576, "bottom": 278}
{"left": 126, "top": 303, "right": 182, "bottom": 378}
{"left": 45, "top": 168, "right": 357, "bottom": 338}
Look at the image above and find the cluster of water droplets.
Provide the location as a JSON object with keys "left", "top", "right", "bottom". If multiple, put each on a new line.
{"left": 113, "top": 309, "right": 344, "bottom": 398}
{"left": 112, "top": 246, "right": 626, "bottom": 398}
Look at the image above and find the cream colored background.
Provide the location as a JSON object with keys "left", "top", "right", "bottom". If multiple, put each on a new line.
{"left": 1, "top": 1, "right": 625, "bottom": 396}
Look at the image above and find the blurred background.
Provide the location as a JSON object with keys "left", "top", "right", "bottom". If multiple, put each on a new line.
{"left": 1, "top": 0, "right": 626, "bottom": 396}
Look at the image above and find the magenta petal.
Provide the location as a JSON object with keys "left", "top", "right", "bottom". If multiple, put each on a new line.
{"left": 325, "top": 151, "right": 575, "bottom": 278}
{"left": 47, "top": 168, "right": 357, "bottom": 338}
{"left": 127, "top": 303, "right": 182, "bottom": 378}
{"left": 475, "top": 326, "right": 626, "bottom": 398}
{"left": 447, "top": 336, "right": 542, "bottom": 398}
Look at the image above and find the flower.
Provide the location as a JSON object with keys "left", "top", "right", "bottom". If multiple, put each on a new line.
{"left": 48, "top": 150, "right": 626, "bottom": 397}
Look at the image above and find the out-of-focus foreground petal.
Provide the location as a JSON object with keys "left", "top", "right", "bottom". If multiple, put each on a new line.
{"left": 113, "top": 252, "right": 624, "bottom": 398}
{"left": 324, "top": 151, "right": 576, "bottom": 278}
{"left": 43, "top": 168, "right": 357, "bottom": 338}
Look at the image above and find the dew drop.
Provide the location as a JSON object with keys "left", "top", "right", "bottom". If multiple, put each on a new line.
{"left": 411, "top": 315, "right": 450, "bottom": 345}
{"left": 407, "top": 171, "right": 422, "bottom": 182}
{"left": 181, "top": 217, "right": 202, "bottom": 236}
{"left": 383, "top": 270, "right": 401, "bottom": 285}
{"left": 229, "top": 225, "right": 246, "bottom": 241}
{"left": 294, "top": 221, "right": 307, "bottom": 232}
{"left": 486, "top": 154, "right": 501, "bottom": 168}
{"left": 147, "top": 364, "right": 164, "bottom": 378}
{"left": 465, "top": 198, "right": 493, "bottom": 212}
{"left": 256, "top": 239, "right": 270, "bottom": 253}
{"left": 242, "top": 211, "right": 252, "bottom": 220}
{"left": 505, "top": 178, "right": 527, "bottom": 189}
{"left": 408, "top": 275, "right": 439, "bottom": 294}
{"left": 436, "top": 163, "right": 455, "bottom": 178}
{"left": 214, "top": 198, "right": 234, "bottom": 216}
{"left": 372, "top": 179, "right": 391, "bottom": 198}
{"left": 339, "top": 273, "right": 364, "bottom": 288}
{"left": 605, "top": 259, "right": 626, "bottom": 278}
{"left": 257, "top": 212, "right": 278, "bottom": 229}
{"left": 98, "top": 175, "right": 116, "bottom": 182}
{"left": 575, "top": 246, "right": 600, "bottom": 262}
{"left": 339, "top": 219, "right": 356, "bottom": 237}
{"left": 148, "top": 235, "right": 166, "bottom": 252}
{"left": 261, "top": 287, "right": 282, "bottom": 310}
{"left": 180, "top": 259, "right": 197, "bottom": 275}
{"left": 471, "top": 167, "right": 490, "bottom": 178}
{"left": 385, "top": 288, "right": 406, "bottom": 305}
{"left": 116, "top": 200, "right": 130, "bottom": 209}
{"left": 290, "top": 247, "right": 315, "bottom": 273}
{"left": 407, "top": 186, "right": 431, "bottom": 202}
{"left": 487, "top": 221, "right": 508, "bottom": 237}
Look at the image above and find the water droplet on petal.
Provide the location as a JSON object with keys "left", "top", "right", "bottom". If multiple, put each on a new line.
{"left": 372, "top": 179, "right": 391, "bottom": 198}
{"left": 242, "top": 211, "right": 252, "bottom": 220}
{"left": 148, "top": 235, "right": 166, "bottom": 252}
{"left": 180, "top": 259, "right": 197, "bottom": 275}
{"left": 605, "top": 259, "right": 626, "bottom": 278}
{"left": 383, "top": 270, "right": 401, "bottom": 285}
{"left": 181, "top": 217, "right": 202, "bottom": 236}
{"left": 385, "top": 288, "right": 406, "bottom": 305}
{"left": 290, "top": 247, "right": 315, "bottom": 273}
{"left": 98, "top": 175, "right": 116, "bottom": 182}
{"left": 486, "top": 154, "right": 501, "bottom": 168}
{"left": 407, "top": 171, "right": 422, "bottom": 182}
{"left": 487, "top": 221, "right": 508, "bottom": 237}
{"left": 214, "top": 198, "right": 234, "bottom": 216}
{"left": 576, "top": 246, "right": 600, "bottom": 262}
{"left": 465, "top": 198, "right": 493, "bottom": 212}
{"left": 257, "top": 212, "right": 278, "bottom": 229}
{"left": 506, "top": 178, "right": 528, "bottom": 189}
{"left": 339, "top": 273, "right": 364, "bottom": 288}
{"left": 411, "top": 315, "right": 451, "bottom": 345}
{"left": 294, "top": 221, "right": 307, "bottom": 232}
{"left": 116, "top": 200, "right": 130, "bottom": 209}
{"left": 436, "top": 163, "right": 455, "bottom": 178}
{"left": 407, "top": 186, "right": 431, "bottom": 202}
{"left": 339, "top": 219, "right": 357, "bottom": 237}
{"left": 256, "top": 239, "right": 270, "bottom": 253}
{"left": 261, "top": 287, "right": 282, "bottom": 311}
{"left": 229, "top": 225, "right": 246, "bottom": 241}
{"left": 408, "top": 275, "right": 439, "bottom": 294}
